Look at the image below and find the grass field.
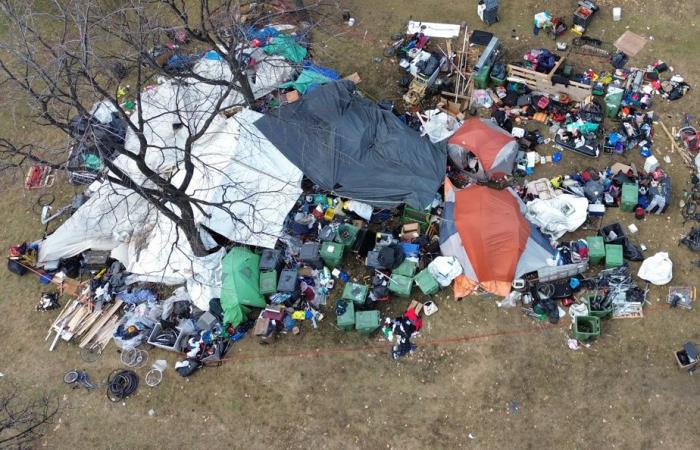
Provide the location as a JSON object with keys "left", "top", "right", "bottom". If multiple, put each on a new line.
{"left": 1, "top": 0, "right": 700, "bottom": 448}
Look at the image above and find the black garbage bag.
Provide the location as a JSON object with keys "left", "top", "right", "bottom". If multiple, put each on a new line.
{"left": 175, "top": 359, "right": 201, "bottom": 377}
{"left": 680, "top": 227, "right": 700, "bottom": 252}
{"left": 378, "top": 244, "right": 405, "bottom": 270}
{"left": 623, "top": 240, "right": 644, "bottom": 261}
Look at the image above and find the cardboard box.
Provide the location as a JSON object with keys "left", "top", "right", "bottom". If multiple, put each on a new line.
{"left": 253, "top": 316, "right": 270, "bottom": 336}
{"left": 285, "top": 90, "right": 300, "bottom": 103}
{"left": 344, "top": 72, "right": 362, "bottom": 84}
{"left": 408, "top": 300, "right": 423, "bottom": 315}
{"left": 400, "top": 223, "right": 420, "bottom": 240}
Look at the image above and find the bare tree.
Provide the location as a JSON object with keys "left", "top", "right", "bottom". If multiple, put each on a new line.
{"left": 0, "top": 0, "right": 327, "bottom": 258}
{"left": 0, "top": 384, "right": 59, "bottom": 448}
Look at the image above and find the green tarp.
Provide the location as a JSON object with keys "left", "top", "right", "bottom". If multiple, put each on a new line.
{"left": 279, "top": 70, "right": 332, "bottom": 94}
{"left": 220, "top": 247, "right": 264, "bottom": 327}
{"left": 262, "top": 35, "right": 307, "bottom": 64}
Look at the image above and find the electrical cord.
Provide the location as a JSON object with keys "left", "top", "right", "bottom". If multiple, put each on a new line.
{"left": 106, "top": 369, "right": 139, "bottom": 402}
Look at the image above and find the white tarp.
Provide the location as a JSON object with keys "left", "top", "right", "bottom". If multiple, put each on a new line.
{"left": 525, "top": 194, "right": 589, "bottom": 241}
{"left": 406, "top": 21, "right": 461, "bottom": 38}
{"left": 637, "top": 252, "right": 673, "bottom": 285}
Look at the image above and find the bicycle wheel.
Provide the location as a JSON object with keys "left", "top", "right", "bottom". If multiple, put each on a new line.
{"left": 63, "top": 371, "right": 79, "bottom": 384}
{"left": 145, "top": 369, "right": 163, "bottom": 387}
{"left": 80, "top": 343, "right": 102, "bottom": 363}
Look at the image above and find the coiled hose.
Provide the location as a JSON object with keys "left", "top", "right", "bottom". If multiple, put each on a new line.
{"left": 106, "top": 369, "right": 139, "bottom": 402}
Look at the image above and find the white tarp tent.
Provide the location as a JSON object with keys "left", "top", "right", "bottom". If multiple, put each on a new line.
{"left": 37, "top": 54, "right": 301, "bottom": 309}
{"left": 524, "top": 194, "right": 589, "bottom": 241}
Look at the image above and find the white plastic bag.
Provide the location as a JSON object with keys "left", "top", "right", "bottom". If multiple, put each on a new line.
{"left": 428, "top": 256, "right": 463, "bottom": 287}
{"left": 637, "top": 252, "right": 673, "bottom": 285}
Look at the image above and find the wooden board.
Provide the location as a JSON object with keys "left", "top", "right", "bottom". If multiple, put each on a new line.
{"left": 79, "top": 300, "right": 123, "bottom": 348}
{"left": 507, "top": 64, "right": 592, "bottom": 102}
{"left": 614, "top": 31, "right": 647, "bottom": 57}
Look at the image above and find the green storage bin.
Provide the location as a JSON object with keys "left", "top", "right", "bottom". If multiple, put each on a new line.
{"left": 474, "top": 64, "right": 491, "bottom": 89}
{"left": 259, "top": 270, "right": 277, "bottom": 295}
{"left": 490, "top": 73, "right": 506, "bottom": 87}
{"left": 355, "top": 310, "right": 380, "bottom": 334}
{"left": 414, "top": 268, "right": 439, "bottom": 295}
{"left": 342, "top": 282, "right": 368, "bottom": 305}
{"left": 336, "top": 299, "right": 355, "bottom": 331}
{"left": 605, "top": 87, "right": 624, "bottom": 118}
{"left": 605, "top": 244, "right": 623, "bottom": 268}
{"left": 401, "top": 206, "right": 430, "bottom": 229}
{"left": 335, "top": 224, "right": 359, "bottom": 248}
{"left": 621, "top": 183, "right": 638, "bottom": 212}
{"left": 320, "top": 241, "right": 344, "bottom": 268}
{"left": 572, "top": 315, "right": 601, "bottom": 342}
{"left": 392, "top": 260, "right": 417, "bottom": 278}
{"left": 586, "top": 236, "right": 605, "bottom": 265}
{"left": 583, "top": 294, "right": 612, "bottom": 319}
{"left": 388, "top": 274, "right": 413, "bottom": 297}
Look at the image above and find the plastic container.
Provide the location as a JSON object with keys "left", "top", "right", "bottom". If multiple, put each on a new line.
{"left": 299, "top": 242, "right": 322, "bottom": 268}
{"left": 605, "top": 244, "right": 624, "bottom": 268}
{"left": 335, "top": 224, "right": 359, "bottom": 248}
{"left": 365, "top": 250, "right": 385, "bottom": 269}
{"left": 582, "top": 294, "right": 612, "bottom": 319}
{"left": 612, "top": 7, "right": 622, "bottom": 22}
{"left": 401, "top": 206, "right": 430, "bottom": 229}
{"left": 320, "top": 241, "right": 344, "bottom": 268}
{"left": 388, "top": 274, "right": 413, "bottom": 297}
{"left": 586, "top": 236, "right": 606, "bottom": 265}
{"left": 259, "top": 249, "right": 282, "bottom": 271}
{"left": 148, "top": 323, "right": 190, "bottom": 352}
{"left": 414, "top": 268, "right": 439, "bottom": 295}
{"left": 336, "top": 300, "right": 355, "bottom": 331}
{"left": 572, "top": 315, "right": 601, "bottom": 341}
{"left": 599, "top": 223, "right": 626, "bottom": 245}
{"left": 392, "top": 260, "right": 417, "bottom": 278}
{"left": 355, "top": 310, "right": 381, "bottom": 334}
{"left": 277, "top": 268, "right": 298, "bottom": 292}
{"left": 621, "top": 183, "right": 639, "bottom": 212}
{"left": 474, "top": 64, "right": 491, "bottom": 89}
{"left": 605, "top": 87, "right": 624, "bottom": 118}
{"left": 259, "top": 271, "right": 278, "bottom": 295}
{"left": 342, "top": 282, "right": 369, "bottom": 306}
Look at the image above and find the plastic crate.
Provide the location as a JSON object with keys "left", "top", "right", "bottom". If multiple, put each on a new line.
{"left": 355, "top": 310, "right": 380, "bottom": 334}
{"left": 583, "top": 294, "right": 612, "bottom": 319}
{"left": 336, "top": 299, "right": 355, "bottom": 331}
{"left": 335, "top": 224, "right": 359, "bottom": 248}
{"left": 147, "top": 323, "right": 190, "bottom": 352}
{"left": 393, "top": 260, "right": 417, "bottom": 278}
{"left": 320, "top": 241, "right": 344, "bottom": 268}
{"left": 300, "top": 242, "right": 322, "bottom": 268}
{"left": 277, "top": 268, "right": 298, "bottom": 292}
{"left": 414, "top": 268, "right": 439, "bottom": 295}
{"left": 621, "top": 183, "right": 638, "bottom": 212}
{"left": 474, "top": 64, "right": 491, "bottom": 89}
{"left": 572, "top": 315, "right": 600, "bottom": 341}
{"left": 342, "top": 282, "right": 369, "bottom": 306}
{"left": 605, "top": 244, "right": 623, "bottom": 268}
{"left": 586, "top": 236, "right": 606, "bottom": 265}
{"left": 599, "top": 223, "right": 626, "bottom": 245}
{"left": 401, "top": 206, "right": 430, "bottom": 230}
{"left": 259, "top": 249, "right": 282, "bottom": 271}
{"left": 259, "top": 271, "right": 278, "bottom": 295}
{"left": 388, "top": 274, "right": 413, "bottom": 297}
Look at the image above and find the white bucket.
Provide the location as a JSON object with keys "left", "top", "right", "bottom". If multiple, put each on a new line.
{"left": 612, "top": 7, "right": 622, "bottom": 22}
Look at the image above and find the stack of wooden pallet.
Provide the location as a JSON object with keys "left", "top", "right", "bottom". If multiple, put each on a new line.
{"left": 46, "top": 299, "right": 123, "bottom": 352}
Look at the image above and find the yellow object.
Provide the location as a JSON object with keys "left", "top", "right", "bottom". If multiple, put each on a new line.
{"left": 117, "top": 86, "right": 127, "bottom": 100}
{"left": 291, "top": 311, "right": 306, "bottom": 321}
{"left": 550, "top": 176, "right": 563, "bottom": 188}
{"left": 324, "top": 208, "right": 335, "bottom": 221}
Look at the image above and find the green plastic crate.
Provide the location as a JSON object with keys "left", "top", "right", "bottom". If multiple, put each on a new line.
{"left": 572, "top": 315, "right": 600, "bottom": 342}
{"left": 259, "top": 271, "right": 277, "bottom": 295}
{"left": 336, "top": 299, "right": 355, "bottom": 331}
{"left": 621, "top": 183, "right": 638, "bottom": 212}
{"left": 355, "top": 310, "right": 380, "bottom": 334}
{"left": 335, "top": 224, "right": 359, "bottom": 248}
{"left": 388, "top": 274, "right": 413, "bottom": 297}
{"left": 342, "top": 282, "right": 368, "bottom": 306}
{"left": 320, "top": 241, "right": 344, "bottom": 268}
{"left": 583, "top": 294, "right": 612, "bottom": 319}
{"left": 605, "top": 244, "right": 624, "bottom": 268}
{"left": 401, "top": 206, "right": 430, "bottom": 230}
{"left": 586, "top": 236, "right": 605, "bottom": 265}
{"left": 414, "top": 268, "right": 439, "bottom": 295}
{"left": 393, "top": 260, "right": 417, "bottom": 278}
{"left": 474, "top": 64, "right": 491, "bottom": 89}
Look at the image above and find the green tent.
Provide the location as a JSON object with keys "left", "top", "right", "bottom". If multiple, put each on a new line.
{"left": 262, "top": 35, "right": 307, "bottom": 64}
{"left": 279, "top": 69, "right": 332, "bottom": 94}
{"left": 220, "top": 247, "right": 265, "bottom": 327}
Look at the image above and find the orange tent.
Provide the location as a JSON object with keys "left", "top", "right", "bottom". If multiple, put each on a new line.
{"left": 447, "top": 118, "right": 518, "bottom": 181}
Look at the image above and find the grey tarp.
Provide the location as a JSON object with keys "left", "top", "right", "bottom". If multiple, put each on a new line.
{"left": 254, "top": 80, "right": 447, "bottom": 209}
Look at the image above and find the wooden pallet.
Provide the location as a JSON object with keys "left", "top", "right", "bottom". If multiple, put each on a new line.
{"left": 507, "top": 62, "right": 592, "bottom": 102}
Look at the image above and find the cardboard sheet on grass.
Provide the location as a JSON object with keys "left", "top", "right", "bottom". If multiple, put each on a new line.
{"left": 220, "top": 247, "right": 265, "bottom": 327}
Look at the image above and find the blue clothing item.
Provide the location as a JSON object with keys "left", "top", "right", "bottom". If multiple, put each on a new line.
{"left": 117, "top": 289, "right": 156, "bottom": 305}
{"left": 204, "top": 50, "right": 222, "bottom": 60}
{"left": 302, "top": 61, "right": 340, "bottom": 80}
{"left": 245, "top": 26, "right": 280, "bottom": 42}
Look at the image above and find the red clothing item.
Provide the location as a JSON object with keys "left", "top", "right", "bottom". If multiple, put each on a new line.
{"left": 404, "top": 308, "right": 423, "bottom": 331}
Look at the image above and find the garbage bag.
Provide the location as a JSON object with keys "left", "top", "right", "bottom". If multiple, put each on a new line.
{"left": 622, "top": 240, "right": 644, "bottom": 261}
{"left": 637, "top": 252, "right": 673, "bottom": 285}
{"left": 428, "top": 256, "right": 463, "bottom": 287}
{"left": 175, "top": 359, "right": 201, "bottom": 377}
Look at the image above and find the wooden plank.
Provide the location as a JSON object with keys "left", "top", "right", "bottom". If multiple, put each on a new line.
{"left": 79, "top": 300, "right": 123, "bottom": 348}
{"left": 75, "top": 309, "right": 103, "bottom": 336}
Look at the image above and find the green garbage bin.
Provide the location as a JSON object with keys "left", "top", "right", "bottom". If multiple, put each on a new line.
{"left": 393, "top": 260, "right": 417, "bottom": 278}
{"left": 355, "top": 310, "right": 380, "bottom": 334}
{"left": 335, "top": 224, "right": 359, "bottom": 248}
{"left": 259, "top": 271, "right": 277, "bottom": 295}
{"left": 605, "top": 244, "right": 623, "bottom": 268}
{"left": 474, "top": 64, "right": 491, "bottom": 89}
{"left": 336, "top": 299, "right": 355, "bottom": 331}
{"left": 320, "top": 241, "right": 344, "bottom": 268}
{"left": 342, "top": 282, "right": 368, "bottom": 306}
{"left": 621, "top": 183, "right": 638, "bottom": 212}
{"left": 583, "top": 294, "right": 612, "bottom": 319}
{"left": 605, "top": 86, "right": 624, "bottom": 118}
{"left": 388, "top": 274, "right": 413, "bottom": 297}
{"left": 414, "top": 268, "right": 439, "bottom": 295}
{"left": 572, "top": 315, "right": 601, "bottom": 341}
{"left": 586, "top": 236, "right": 605, "bottom": 265}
